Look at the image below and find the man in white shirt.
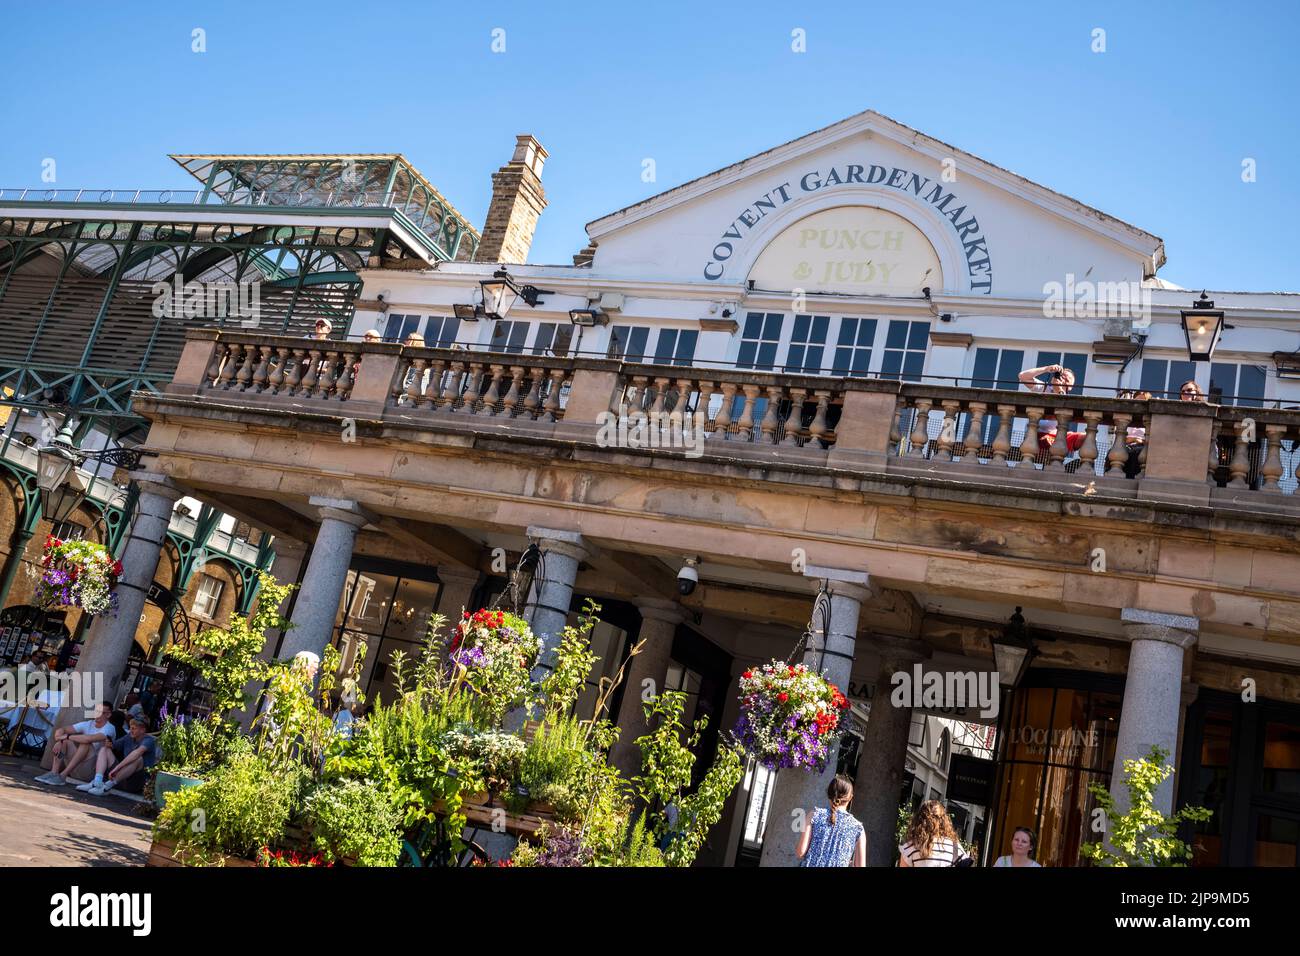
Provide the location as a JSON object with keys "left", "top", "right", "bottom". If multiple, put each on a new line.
{"left": 34, "top": 702, "right": 118, "bottom": 785}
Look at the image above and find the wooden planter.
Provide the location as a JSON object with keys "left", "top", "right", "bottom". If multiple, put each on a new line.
{"left": 459, "top": 792, "right": 557, "bottom": 839}
{"left": 147, "top": 837, "right": 256, "bottom": 868}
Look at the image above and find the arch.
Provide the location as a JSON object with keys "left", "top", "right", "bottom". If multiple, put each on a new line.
{"left": 747, "top": 205, "right": 943, "bottom": 296}
{"left": 725, "top": 186, "right": 970, "bottom": 296}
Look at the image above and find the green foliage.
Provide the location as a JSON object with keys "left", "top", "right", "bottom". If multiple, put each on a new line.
{"left": 254, "top": 648, "right": 335, "bottom": 772}
{"left": 1079, "top": 746, "right": 1213, "bottom": 867}
{"left": 302, "top": 779, "right": 403, "bottom": 867}
{"left": 165, "top": 572, "right": 292, "bottom": 730}
{"left": 156, "top": 716, "right": 220, "bottom": 776}
{"left": 519, "top": 712, "right": 607, "bottom": 819}
{"left": 439, "top": 726, "right": 527, "bottom": 794}
{"left": 538, "top": 600, "right": 602, "bottom": 718}
{"left": 631, "top": 691, "right": 744, "bottom": 867}
{"left": 154, "top": 750, "right": 305, "bottom": 864}
{"left": 604, "top": 811, "right": 665, "bottom": 867}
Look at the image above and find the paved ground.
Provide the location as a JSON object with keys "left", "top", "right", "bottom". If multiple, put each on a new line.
{"left": 0, "top": 755, "right": 152, "bottom": 866}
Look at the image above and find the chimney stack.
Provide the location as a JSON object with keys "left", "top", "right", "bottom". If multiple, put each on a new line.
{"left": 474, "top": 134, "right": 548, "bottom": 265}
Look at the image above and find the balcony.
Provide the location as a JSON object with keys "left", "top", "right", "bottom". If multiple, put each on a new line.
{"left": 151, "top": 329, "right": 1300, "bottom": 521}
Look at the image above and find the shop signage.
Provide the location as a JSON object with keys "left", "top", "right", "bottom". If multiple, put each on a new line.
{"left": 946, "top": 752, "right": 996, "bottom": 805}
{"left": 702, "top": 163, "right": 993, "bottom": 294}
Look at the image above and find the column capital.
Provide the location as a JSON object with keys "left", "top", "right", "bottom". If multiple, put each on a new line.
{"left": 526, "top": 526, "right": 590, "bottom": 563}
{"left": 1121, "top": 608, "right": 1199, "bottom": 649}
{"left": 805, "top": 566, "right": 872, "bottom": 605}
{"left": 636, "top": 597, "right": 686, "bottom": 625}
{"left": 308, "top": 496, "right": 374, "bottom": 528}
{"left": 129, "top": 470, "right": 186, "bottom": 503}
{"left": 269, "top": 536, "right": 308, "bottom": 559}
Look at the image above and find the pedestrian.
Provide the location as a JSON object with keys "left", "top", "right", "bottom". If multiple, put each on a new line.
{"left": 1115, "top": 389, "right": 1151, "bottom": 478}
{"left": 992, "top": 826, "right": 1043, "bottom": 867}
{"left": 899, "top": 800, "right": 970, "bottom": 867}
{"left": 795, "top": 774, "right": 866, "bottom": 867}
{"left": 1019, "top": 363, "right": 1083, "bottom": 460}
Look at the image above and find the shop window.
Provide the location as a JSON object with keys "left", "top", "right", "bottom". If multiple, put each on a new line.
{"left": 608, "top": 325, "right": 649, "bottom": 363}
{"left": 1138, "top": 357, "right": 1197, "bottom": 400}
{"left": 784, "top": 314, "right": 829, "bottom": 374}
{"left": 737, "top": 312, "right": 783, "bottom": 371}
{"left": 1261, "top": 719, "right": 1300, "bottom": 794}
{"left": 879, "top": 319, "right": 930, "bottom": 382}
{"left": 191, "top": 574, "right": 224, "bottom": 619}
{"left": 532, "top": 323, "right": 574, "bottom": 357}
{"left": 831, "top": 317, "right": 876, "bottom": 376}
{"left": 653, "top": 329, "right": 699, "bottom": 367}
{"left": 1254, "top": 814, "right": 1300, "bottom": 867}
{"left": 489, "top": 320, "right": 531, "bottom": 354}
{"left": 1209, "top": 361, "right": 1266, "bottom": 407}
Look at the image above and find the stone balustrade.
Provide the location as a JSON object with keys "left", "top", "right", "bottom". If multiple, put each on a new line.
{"left": 391, "top": 348, "right": 570, "bottom": 421}
{"left": 162, "top": 330, "right": 1300, "bottom": 512}
{"left": 611, "top": 364, "right": 844, "bottom": 448}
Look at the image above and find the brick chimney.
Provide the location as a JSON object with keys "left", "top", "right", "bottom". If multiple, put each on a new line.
{"left": 474, "top": 134, "right": 548, "bottom": 265}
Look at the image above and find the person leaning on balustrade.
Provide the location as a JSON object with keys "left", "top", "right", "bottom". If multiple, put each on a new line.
{"left": 1115, "top": 389, "right": 1152, "bottom": 478}
{"left": 1018, "top": 363, "right": 1084, "bottom": 460}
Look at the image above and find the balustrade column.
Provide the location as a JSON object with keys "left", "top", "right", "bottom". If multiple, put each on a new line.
{"left": 760, "top": 574, "right": 868, "bottom": 868}
{"left": 1078, "top": 411, "right": 1102, "bottom": 475}
{"left": 1106, "top": 413, "right": 1132, "bottom": 476}
{"left": 908, "top": 397, "right": 933, "bottom": 458}
{"left": 991, "top": 405, "right": 1015, "bottom": 465}
{"left": 1019, "top": 407, "right": 1044, "bottom": 468}
{"left": 936, "top": 400, "right": 961, "bottom": 460}
{"left": 963, "top": 402, "right": 987, "bottom": 461}
{"left": 1046, "top": 407, "right": 1074, "bottom": 471}
{"left": 1227, "top": 421, "right": 1252, "bottom": 488}
{"left": 1261, "top": 424, "right": 1286, "bottom": 491}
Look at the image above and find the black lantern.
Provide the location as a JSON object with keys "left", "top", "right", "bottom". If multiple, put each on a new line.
{"left": 991, "top": 606, "right": 1033, "bottom": 689}
{"left": 479, "top": 269, "right": 552, "bottom": 321}
{"left": 1180, "top": 291, "right": 1225, "bottom": 363}
{"left": 35, "top": 422, "right": 89, "bottom": 524}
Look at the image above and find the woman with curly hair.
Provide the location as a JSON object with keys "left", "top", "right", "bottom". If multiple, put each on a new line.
{"left": 899, "top": 800, "right": 970, "bottom": 867}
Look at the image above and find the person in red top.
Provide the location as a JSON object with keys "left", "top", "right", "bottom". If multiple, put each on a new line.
{"left": 1018, "top": 363, "right": 1084, "bottom": 457}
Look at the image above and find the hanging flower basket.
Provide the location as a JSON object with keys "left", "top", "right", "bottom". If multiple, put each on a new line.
{"left": 734, "top": 660, "right": 850, "bottom": 773}
{"left": 34, "top": 536, "right": 123, "bottom": 617}
{"left": 447, "top": 608, "right": 542, "bottom": 721}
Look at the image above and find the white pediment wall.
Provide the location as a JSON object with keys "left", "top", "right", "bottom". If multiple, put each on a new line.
{"left": 586, "top": 123, "right": 1160, "bottom": 299}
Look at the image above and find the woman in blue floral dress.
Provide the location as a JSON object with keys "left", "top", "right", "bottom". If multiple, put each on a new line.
{"left": 796, "top": 775, "right": 866, "bottom": 867}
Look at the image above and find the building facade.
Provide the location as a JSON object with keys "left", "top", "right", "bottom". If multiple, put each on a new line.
{"left": 11, "top": 111, "right": 1300, "bottom": 866}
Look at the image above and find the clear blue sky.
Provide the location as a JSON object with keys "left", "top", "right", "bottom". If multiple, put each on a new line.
{"left": 2, "top": 1, "right": 1296, "bottom": 291}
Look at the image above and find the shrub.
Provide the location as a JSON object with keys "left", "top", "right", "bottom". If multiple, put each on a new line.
{"left": 303, "top": 779, "right": 402, "bottom": 867}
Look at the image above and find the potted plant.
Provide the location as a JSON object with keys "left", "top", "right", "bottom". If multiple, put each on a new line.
{"left": 447, "top": 608, "right": 542, "bottom": 725}
{"left": 733, "top": 660, "right": 850, "bottom": 772}
{"left": 35, "top": 536, "right": 122, "bottom": 616}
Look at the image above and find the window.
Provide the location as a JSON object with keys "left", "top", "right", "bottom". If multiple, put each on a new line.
{"left": 383, "top": 313, "right": 423, "bottom": 343}
{"left": 831, "top": 317, "right": 876, "bottom": 376}
{"left": 608, "top": 325, "right": 649, "bottom": 362}
{"left": 191, "top": 574, "right": 224, "bottom": 619}
{"left": 784, "top": 314, "right": 829, "bottom": 373}
{"left": 489, "top": 321, "right": 530, "bottom": 354}
{"left": 652, "top": 329, "right": 699, "bottom": 367}
{"left": 879, "top": 320, "right": 930, "bottom": 382}
{"left": 971, "top": 348, "right": 1025, "bottom": 390}
{"left": 48, "top": 520, "right": 86, "bottom": 541}
{"left": 1209, "top": 362, "right": 1266, "bottom": 407}
{"left": 737, "top": 312, "right": 784, "bottom": 370}
{"left": 1138, "top": 357, "right": 1197, "bottom": 400}
{"left": 425, "top": 315, "right": 461, "bottom": 349}
{"left": 532, "top": 323, "right": 574, "bottom": 357}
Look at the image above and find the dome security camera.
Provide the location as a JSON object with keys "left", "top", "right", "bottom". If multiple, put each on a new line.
{"left": 677, "top": 556, "right": 700, "bottom": 596}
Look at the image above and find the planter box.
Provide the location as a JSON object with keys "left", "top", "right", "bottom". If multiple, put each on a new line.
{"left": 460, "top": 792, "right": 557, "bottom": 839}
{"left": 154, "top": 770, "right": 204, "bottom": 809}
{"left": 147, "top": 837, "right": 256, "bottom": 868}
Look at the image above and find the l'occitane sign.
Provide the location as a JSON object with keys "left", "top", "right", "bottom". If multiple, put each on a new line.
{"left": 747, "top": 206, "right": 943, "bottom": 296}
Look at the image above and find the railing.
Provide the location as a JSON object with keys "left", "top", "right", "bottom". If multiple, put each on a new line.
{"left": 164, "top": 330, "right": 1300, "bottom": 507}
{"left": 201, "top": 335, "right": 363, "bottom": 401}
{"left": 612, "top": 366, "right": 841, "bottom": 448}
{"left": 891, "top": 387, "right": 1148, "bottom": 480}
{"left": 390, "top": 349, "right": 570, "bottom": 421}
{"left": 0, "top": 187, "right": 208, "bottom": 205}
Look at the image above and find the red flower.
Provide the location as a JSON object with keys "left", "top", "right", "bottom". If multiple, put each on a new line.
{"left": 788, "top": 666, "right": 796, "bottom": 675}
{"left": 742, "top": 670, "right": 752, "bottom": 680}
{"left": 777, "top": 692, "right": 789, "bottom": 703}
